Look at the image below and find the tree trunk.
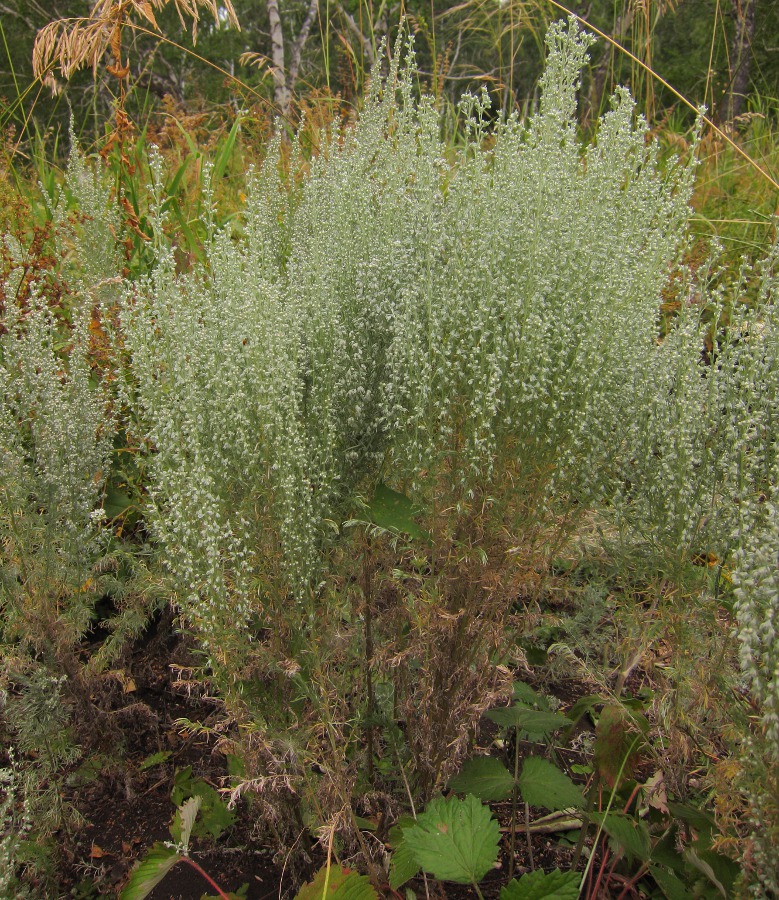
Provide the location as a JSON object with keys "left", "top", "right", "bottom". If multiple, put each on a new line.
{"left": 266, "top": 0, "right": 291, "bottom": 116}
{"left": 721, "top": 0, "right": 757, "bottom": 122}
{"left": 264, "top": 0, "right": 319, "bottom": 120}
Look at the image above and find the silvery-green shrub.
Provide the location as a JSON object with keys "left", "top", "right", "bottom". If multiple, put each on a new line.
{"left": 0, "top": 294, "right": 112, "bottom": 657}
{"left": 122, "top": 20, "right": 706, "bottom": 667}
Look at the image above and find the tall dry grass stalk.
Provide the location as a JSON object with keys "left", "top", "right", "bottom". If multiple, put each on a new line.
{"left": 32, "top": 0, "right": 239, "bottom": 93}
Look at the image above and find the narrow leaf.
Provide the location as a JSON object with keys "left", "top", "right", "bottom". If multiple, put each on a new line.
{"left": 213, "top": 117, "right": 241, "bottom": 183}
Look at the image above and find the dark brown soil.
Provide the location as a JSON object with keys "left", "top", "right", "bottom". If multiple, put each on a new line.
{"left": 58, "top": 626, "right": 283, "bottom": 899}
{"left": 52, "top": 621, "right": 604, "bottom": 899}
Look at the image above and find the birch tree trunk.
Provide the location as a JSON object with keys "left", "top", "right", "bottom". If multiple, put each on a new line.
{"left": 265, "top": 0, "right": 319, "bottom": 119}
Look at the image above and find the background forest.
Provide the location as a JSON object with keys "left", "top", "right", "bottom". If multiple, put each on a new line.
{"left": 2, "top": 0, "right": 779, "bottom": 141}
{"left": 2, "top": 2, "right": 779, "bottom": 900}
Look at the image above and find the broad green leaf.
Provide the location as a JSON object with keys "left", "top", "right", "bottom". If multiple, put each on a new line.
{"left": 591, "top": 811, "right": 651, "bottom": 862}
{"left": 649, "top": 864, "right": 691, "bottom": 900}
{"left": 500, "top": 868, "right": 581, "bottom": 900}
{"left": 104, "top": 485, "right": 133, "bottom": 519}
{"left": 512, "top": 682, "right": 548, "bottom": 708}
{"left": 486, "top": 706, "right": 569, "bottom": 737}
{"left": 171, "top": 767, "right": 235, "bottom": 841}
{"left": 388, "top": 821, "right": 420, "bottom": 891}
{"left": 403, "top": 794, "right": 500, "bottom": 885}
{"left": 365, "top": 483, "right": 430, "bottom": 541}
{"left": 666, "top": 802, "right": 715, "bottom": 833}
{"left": 120, "top": 844, "right": 180, "bottom": 900}
{"left": 295, "top": 865, "right": 378, "bottom": 900}
{"left": 449, "top": 756, "right": 516, "bottom": 802}
{"left": 517, "top": 757, "right": 583, "bottom": 811}
{"left": 593, "top": 705, "right": 645, "bottom": 787}
{"left": 169, "top": 795, "right": 202, "bottom": 849}
{"left": 139, "top": 750, "right": 171, "bottom": 771}
{"left": 684, "top": 848, "right": 737, "bottom": 897}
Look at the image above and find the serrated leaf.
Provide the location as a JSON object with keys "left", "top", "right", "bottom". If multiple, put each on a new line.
{"left": 295, "top": 865, "right": 378, "bottom": 900}
{"left": 139, "top": 750, "right": 171, "bottom": 771}
{"left": 500, "top": 868, "right": 581, "bottom": 900}
{"left": 591, "top": 811, "right": 651, "bottom": 862}
{"left": 512, "top": 682, "right": 548, "bottom": 708}
{"left": 449, "top": 757, "right": 516, "bottom": 802}
{"left": 389, "top": 836, "right": 420, "bottom": 890}
{"left": 403, "top": 794, "right": 500, "bottom": 885}
{"left": 170, "top": 796, "right": 201, "bottom": 852}
{"left": 486, "top": 706, "right": 569, "bottom": 737}
{"left": 517, "top": 757, "right": 583, "bottom": 812}
{"left": 364, "top": 483, "right": 429, "bottom": 541}
{"left": 120, "top": 844, "right": 180, "bottom": 900}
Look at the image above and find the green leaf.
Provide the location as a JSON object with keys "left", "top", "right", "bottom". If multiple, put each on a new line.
{"left": 104, "top": 485, "right": 133, "bottom": 519}
{"left": 213, "top": 116, "right": 241, "bottom": 183}
{"left": 170, "top": 795, "right": 202, "bottom": 849}
{"left": 295, "top": 865, "right": 378, "bottom": 900}
{"left": 139, "top": 750, "right": 171, "bottom": 771}
{"left": 388, "top": 820, "right": 420, "bottom": 891}
{"left": 120, "top": 844, "right": 180, "bottom": 900}
{"left": 684, "top": 848, "right": 736, "bottom": 897}
{"left": 500, "top": 868, "right": 581, "bottom": 900}
{"left": 666, "top": 802, "right": 715, "bottom": 833}
{"left": 171, "top": 767, "right": 235, "bottom": 841}
{"left": 402, "top": 794, "right": 500, "bottom": 885}
{"left": 449, "top": 757, "right": 516, "bottom": 802}
{"left": 591, "top": 811, "right": 651, "bottom": 862}
{"left": 566, "top": 695, "right": 602, "bottom": 726}
{"left": 648, "top": 864, "right": 691, "bottom": 900}
{"left": 593, "top": 705, "right": 645, "bottom": 788}
{"left": 517, "top": 757, "right": 583, "bottom": 812}
{"left": 512, "top": 682, "right": 548, "bottom": 708}
{"left": 364, "top": 483, "right": 430, "bottom": 541}
{"left": 486, "top": 706, "right": 570, "bottom": 737}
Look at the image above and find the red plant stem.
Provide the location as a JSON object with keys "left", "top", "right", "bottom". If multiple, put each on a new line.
{"left": 588, "top": 846, "right": 610, "bottom": 899}
{"left": 182, "top": 856, "right": 232, "bottom": 900}
{"left": 622, "top": 783, "right": 641, "bottom": 815}
{"left": 616, "top": 864, "right": 649, "bottom": 900}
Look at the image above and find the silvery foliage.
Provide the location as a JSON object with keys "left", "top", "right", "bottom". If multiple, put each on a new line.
{"left": 0, "top": 293, "right": 112, "bottom": 644}
{"left": 732, "top": 481, "right": 779, "bottom": 895}
{"left": 120, "top": 18, "right": 702, "bottom": 652}
{"left": 378, "top": 24, "right": 696, "bottom": 513}
{"left": 0, "top": 750, "right": 32, "bottom": 899}
{"left": 613, "top": 241, "right": 779, "bottom": 566}
{"left": 51, "top": 123, "right": 121, "bottom": 294}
